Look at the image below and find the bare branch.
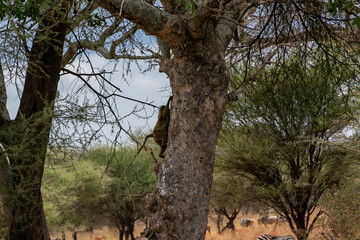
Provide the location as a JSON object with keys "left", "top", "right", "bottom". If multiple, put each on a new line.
{"left": 109, "top": 25, "right": 138, "bottom": 57}
{"left": 227, "top": 45, "right": 282, "bottom": 101}
{"left": 62, "top": 24, "right": 159, "bottom": 68}
{"left": 61, "top": 68, "right": 158, "bottom": 108}
{"left": 66, "top": 0, "right": 100, "bottom": 36}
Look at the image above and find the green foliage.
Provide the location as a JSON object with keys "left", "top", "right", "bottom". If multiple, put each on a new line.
{"left": 175, "top": 0, "right": 196, "bottom": 15}
{"left": 326, "top": 0, "right": 357, "bottom": 14}
{"left": 0, "top": 0, "right": 47, "bottom": 20}
{"left": 86, "top": 13, "right": 104, "bottom": 27}
{"left": 85, "top": 146, "right": 156, "bottom": 231}
{"left": 84, "top": 146, "right": 156, "bottom": 195}
{"left": 42, "top": 157, "right": 106, "bottom": 232}
{"left": 220, "top": 48, "right": 360, "bottom": 237}
{"left": 42, "top": 145, "right": 157, "bottom": 233}
{"left": 352, "top": 17, "right": 360, "bottom": 28}
{"left": 211, "top": 173, "right": 248, "bottom": 210}
{"left": 320, "top": 167, "right": 360, "bottom": 239}
{"left": 326, "top": 0, "right": 360, "bottom": 27}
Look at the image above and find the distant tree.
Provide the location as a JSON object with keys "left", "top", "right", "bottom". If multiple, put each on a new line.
{"left": 210, "top": 169, "right": 250, "bottom": 233}
{"left": 85, "top": 146, "right": 157, "bottom": 240}
{"left": 218, "top": 50, "right": 360, "bottom": 240}
{"left": 42, "top": 155, "right": 106, "bottom": 237}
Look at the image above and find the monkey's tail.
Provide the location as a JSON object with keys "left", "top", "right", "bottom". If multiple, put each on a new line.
{"left": 137, "top": 133, "right": 153, "bottom": 155}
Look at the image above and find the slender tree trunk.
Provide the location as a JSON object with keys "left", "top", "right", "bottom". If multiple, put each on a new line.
{"left": 216, "top": 214, "right": 223, "bottom": 234}
{"left": 0, "top": 2, "right": 68, "bottom": 240}
{"left": 72, "top": 231, "right": 77, "bottom": 240}
{"left": 220, "top": 212, "right": 239, "bottom": 233}
{"left": 151, "top": 33, "right": 229, "bottom": 240}
{"left": 119, "top": 230, "right": 124, "bottom": 240}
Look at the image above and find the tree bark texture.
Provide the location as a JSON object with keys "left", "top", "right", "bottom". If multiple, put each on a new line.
{"left": 0, "top": 2, "right": 68, "bottom": 240}
{"left": 98, "top": 1, "right": 238, "bottom": 239}
{"left": 152, "top": 37, "right": 228, "bottom": 240}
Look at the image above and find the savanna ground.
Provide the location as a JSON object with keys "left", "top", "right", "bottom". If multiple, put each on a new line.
{"left": 52, "top": 213, "right": 326, "bottom": 240}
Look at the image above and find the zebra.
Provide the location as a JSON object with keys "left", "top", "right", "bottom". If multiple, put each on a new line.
{"left": 258, "top": 215, "right": 278, "bottom": 225}
{"left": 240, "top": 218, "right": 253, "bottom": 227}
{"left": 257, "top": 234, "right": 296, "bottom": 240}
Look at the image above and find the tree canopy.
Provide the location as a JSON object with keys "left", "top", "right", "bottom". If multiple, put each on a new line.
{"left": 218, "top": 49, "right": 360, "bottom": 239}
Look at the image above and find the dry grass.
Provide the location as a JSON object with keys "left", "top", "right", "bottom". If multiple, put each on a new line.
{"left": 53, "top": 213, "right": 325, "bottom": 240}
{"left": 205, "top": 213, "right": 294, "bottom": 240}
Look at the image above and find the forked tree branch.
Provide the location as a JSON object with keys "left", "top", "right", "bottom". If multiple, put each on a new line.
{"left": 61, "top": 68, "right": 158, "bottom": 108}
{"left": 100, "top": 0, "right": 186, "bottom": 47}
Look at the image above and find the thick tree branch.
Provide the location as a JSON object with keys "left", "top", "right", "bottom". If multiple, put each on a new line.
{"left": 160, "top": 0, "right": 178, "bottom": 13}
{"left": 156, "top": 37, "right": 171, "bottom": 59}
{"left": 62, "top": 23, "right": 157, "bottom": 68}
{"left": 99, "top": 0, "right": 186, "bottom": 47}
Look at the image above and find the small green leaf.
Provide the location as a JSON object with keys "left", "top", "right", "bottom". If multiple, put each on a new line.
{"left": 185, "top": 1, "right": 191, "bottom": 11}
{"left": 191, "top": 3, "right": 195, "bottom": 15}
{"left": 327, "top": 0, "right": 337, "bottom": 14}
{"left": 352, "top": 17, "right": 360, "bottom": 28}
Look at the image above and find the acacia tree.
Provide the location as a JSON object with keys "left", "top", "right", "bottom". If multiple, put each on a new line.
{"left": 218, "top": 50, "right": 360, "bottom": 239}
{"left": 0, "top": 2, "right": 69, "bottom": 239}
{"left": 0, "top": 1, "right": 154, "bottom": 239}
{"left": 97, "top": 1, "right": 360, "bottom": 239}
{"left": 210, "top": 168, "right": 249, "bottom": 233}
{"left": 86, "top": 147, "right": 157, "bottom": 240}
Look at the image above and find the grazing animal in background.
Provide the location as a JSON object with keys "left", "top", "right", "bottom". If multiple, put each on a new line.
{"left": 258, "top": 215, "right": 278, "bottom": 225}
{"left": 257, "top": 234, "right": 296, "bottom": 240}
{"left": 240, "top": 218, "right": 254, "bottom": 227}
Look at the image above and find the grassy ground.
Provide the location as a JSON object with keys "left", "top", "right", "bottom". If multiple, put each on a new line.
{"left": 205, "top": 213, "right": 295, "bottom": 240}
{"left": 53, "top": 213, "right": 324, "bottom": 240}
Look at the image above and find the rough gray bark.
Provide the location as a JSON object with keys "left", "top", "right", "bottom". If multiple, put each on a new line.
{"left": 153, "top": 34, "right": 229, "bottom": 240}
{"left": 99, "top": 1, "right": 244, "bottom": 239}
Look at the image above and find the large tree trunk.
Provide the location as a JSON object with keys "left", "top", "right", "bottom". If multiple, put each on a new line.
{"left": 151, "top": 33, "right": 229, "bottom": 240}
{"left": 0, "top": 2, "right": 68, "bottom": 239}
{"left": 97, "top": 1, "right": 235, "bottom": 239}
